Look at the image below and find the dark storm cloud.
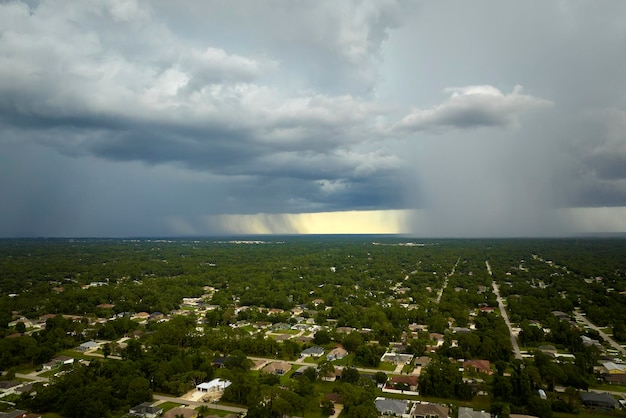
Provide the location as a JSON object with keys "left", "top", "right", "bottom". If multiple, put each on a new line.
{"left": 2, "top": 0, "right": 626, "bottom": 237}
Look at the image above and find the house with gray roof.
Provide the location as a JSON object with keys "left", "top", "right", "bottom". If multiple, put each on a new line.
{"left": 375, "top": 397, "right": 410, "bottom": 417}
{"left": 580, "top": 392, "right": 619, "bottom": 410}
{"left": 458, "top": 406, "right": 490, "bottom": 418}
{"left": 300, "top": 346, "right": 325, "bottom": 358}
{"left": 76, "top": 340, "right": 99, "bottom": 351}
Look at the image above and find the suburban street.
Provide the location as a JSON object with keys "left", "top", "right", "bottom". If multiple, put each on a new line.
{"left": 153, "top": 394, "right": 247, "bottom": 414}
{"left": 574, "top": 309, "right": 626, "bottom": 357}
{"left": 487, "top": 261, "right": 523, "bottom": 360}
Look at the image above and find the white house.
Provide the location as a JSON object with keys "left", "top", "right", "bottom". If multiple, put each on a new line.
{"left": 196, "top": 378, "right": 232, "bottom": 393}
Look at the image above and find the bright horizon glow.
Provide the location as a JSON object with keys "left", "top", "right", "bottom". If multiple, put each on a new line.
{"left": 203, "top": 210, "right": 410, "bottom": 235}
{"left": 166, "top": 207, "right": 626, "bottom": 236}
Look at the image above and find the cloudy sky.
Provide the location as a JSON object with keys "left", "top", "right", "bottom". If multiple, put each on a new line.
{"left": 2, "top": 0, "right": 626, "bottom": 237}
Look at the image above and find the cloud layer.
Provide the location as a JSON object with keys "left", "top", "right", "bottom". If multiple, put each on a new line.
{"left": 1, "top": 0, "right": 626, "bottom": 236}
{"left": 395, "top": 85, "right": 552, "bottom": 132}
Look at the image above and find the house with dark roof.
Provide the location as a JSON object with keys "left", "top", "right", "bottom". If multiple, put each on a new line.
{"left": 389, "top": 375, "right": 418, "bottom": 392}
{"left": 411, "top": 402, "right": 449, "bottom": 418}
{"left": 291, "top": 365, "right": 315, "bottom": 378}
{"left": 579, "top": 392, "right": 619, "bottom": 410}
{"left": 0, "top": 410, "right": 27, "bottom": 418}
{"left": 211, "top": 357, "right": 228, "bottom": 368}
{"left": 128, "top": 402, "right": 163, "bottom": 418}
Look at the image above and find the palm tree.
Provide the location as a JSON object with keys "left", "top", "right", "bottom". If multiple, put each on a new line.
{"left": 197, "top": 405, "right": 210, "bottom": 418}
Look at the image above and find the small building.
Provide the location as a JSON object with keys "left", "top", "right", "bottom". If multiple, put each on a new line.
{"left": 162, "top": 407, "right": 197, "bottom": 418}
{"left": 76, "top": 341, "right": 99, "bottom": 352}
{"left": 300, "top": 346, "right": 325, "bottom": 358}
{"left": 412, "top": 402, "right": 449, "bottom": 418}
{"left": 262, "top": 361, "right": 291, "bottom": 375}
{"left": 381, "top": 352, "right": 413, "bottom": 365}
{"left": 291, "top": 365, "right": 315, "bottom": 378}
{"left": 602, "top": 361, "right": 626, "bottom": 374}
{"left": 0, "top": 381, "right": 20, "bottom": 392}
{"left": 42, "top": 356, "right": 75, "bottom": 371}
{"left": 128, "top": 402, "right": 163, "bottom": 418}
{"left": 196, "top": 378, "right": 232, "bottom": 393}
{"left": 0, "top": 410, "right": 27, "bottom": 418}
{"left": 327, "top": 346, "right": 348, "bottom": 361}
{"left": 389, "top": 375, "right": 418, "bottom": 392}
{"left": 463, "top": 360, "right": 492, "bottom": 375}
{"left": 414, "top": 356, "right": 431, "bottom": 367}
{"left": 580, "top": 392, "right": 619, "bottom": 410}
{"left": 375, "top": 397, "right": 410, "bottom": 417}
{"left": 458, "top": 407, "right": 490, "bottom": 418}
{"left": 211, "top": 357, "right": 228, "bottom": 368}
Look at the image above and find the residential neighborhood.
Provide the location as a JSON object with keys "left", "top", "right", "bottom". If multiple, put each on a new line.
{"left": 1, "top": 238, "right": 626, "bottom": 417}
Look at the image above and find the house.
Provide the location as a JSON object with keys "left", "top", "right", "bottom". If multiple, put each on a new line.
{"left": 134, "top": 312, "right": 150, "bottom": 320}
{"left": 381, "top": 352, "right": 413, "bottom": 365}
{"left": 375, "top": 397, "right": 410, "bottom": 417}
{"left": 262, "top": 361, "right": 291, "bottom": 375}
{"left": 43, "top": 356, "right": 75, "bottom": 370}
{"left": 605, "top": 373, "right": 626, "bottom": 385}
{"left": 0, "top": 410, "right": 27, "bottom": 418}
{"left": 412, "top": 402, "right": 449, "bottom": 418}
{"left": 162, "top": 407, "right": 197, "bottom": 418}
{"left": 324, "top": 392, "right": 343, "bottom": 404}
{"left": 389, "top": 375, "right": 418, "bottom": 392}
{"left": 300, "top": 346, "right": 325, "bottom": 358}
{"left": 0, "top": 381, "right": 20, "bottom": 392}
{"left": 150, "top": 312, "right": 164, "bottom": 320}
{"left": 579, "top": 392, "right": 619, "bottom": 410}
{"left": 327, "top": 346, "right": 348, "bottom": 361}
{"left": 602, "top": 361, "right": 626, "bottom": 374}
{"left": 128, "top": 402, "right": 163, "bottom": 418}
{"left": 76, "top": 340, "right": 99, "bottom": 351}
{"left": 414, "top": 356, "right": 431, "bottom": 367}
{"left": 211, "top": 357, "right": 228, "bottom": 368}
{"left": 458, "top": 407, "right": 490, "bottom": 418}
{"left": 291, "top": 366, "right": 315, "bottom": 378}
{"left": 196, "top": 378, "right": 232, "bottom": 393}
{"left": 271, "top": 322, "right": 291, "bottom": 331}
{"left": 463, "top": 360, "right": 492, "bottom": 375}
{"left": 321, "top": 367, "right": 342, "bottom": 382}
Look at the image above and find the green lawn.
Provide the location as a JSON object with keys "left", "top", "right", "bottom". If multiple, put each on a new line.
{"left": 270, "top": 329, "right": 300, "bottom": 335}
{"left": 157, "top": 401, "right": 182, "bottom": 412}
{"left": 376, "top": 361, "right": 397, "bottom": 372}
{"left": 592, "top": 383, "right": 626, "bottom": 393}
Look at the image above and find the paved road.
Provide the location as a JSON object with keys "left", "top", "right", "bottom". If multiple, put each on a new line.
{"left": 487, "top": 261, "right": 523, "bottom": 360}
{"left": 436, "top": 258, "right": 460, "bottom": 304}
{"left": 15, "top": 372, "right": 49, "bottom": 383}
{"left": 574, "top": 309, "right": 626, "bottom": 357}
{"left": 153, "top": 394, "right": 247, "bottom": 414}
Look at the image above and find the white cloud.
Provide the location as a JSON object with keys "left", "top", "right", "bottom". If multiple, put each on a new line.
{"left": 395, "top": 85, "right": 553, "bottom": 132}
